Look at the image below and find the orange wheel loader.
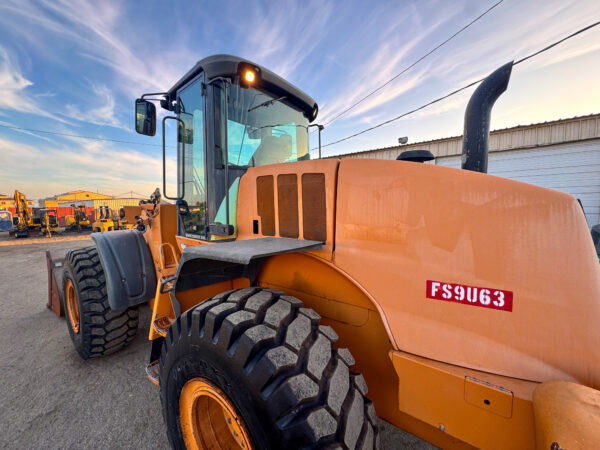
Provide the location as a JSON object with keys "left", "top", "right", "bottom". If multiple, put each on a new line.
{"left": 46, "top": 55, "right": 600, "bottom": 449}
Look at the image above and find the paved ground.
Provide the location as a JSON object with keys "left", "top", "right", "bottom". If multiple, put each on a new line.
{"left": 0, "top": 230, "right": 92, "bottom": 246}
{"left": 0, "top": 236, "right": 432, "bottom": 449}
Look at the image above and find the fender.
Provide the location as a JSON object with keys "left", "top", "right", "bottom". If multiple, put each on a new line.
{"left": 173, "top": 237, "right": 322, "bottom": 294}
{"left": 91, "top": 230, "right": 157, "bottom": 310}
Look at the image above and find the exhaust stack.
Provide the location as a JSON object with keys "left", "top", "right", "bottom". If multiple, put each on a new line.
{"left": 461, "top": 62, "right": 513, "bottom": 173}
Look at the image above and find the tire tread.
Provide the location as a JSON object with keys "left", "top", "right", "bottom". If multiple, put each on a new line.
{"left": 64, "top": 246, "right": 138, "bottom": 359}
{"left": 160, "top": 287, "right": 378, "bottom": 449}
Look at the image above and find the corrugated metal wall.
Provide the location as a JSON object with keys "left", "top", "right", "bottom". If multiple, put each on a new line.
{"left": 338, "top": 114, "right": 600, "bottom": 160}
{"left": 56, "top": 204, "right": 95, "bottom": 226}
{"left": 436, "top": 140, "right": 600, "bottom": 227}
{"left": 333, "top": 114, "right": 600, "bottom": 228}
{"left": 5, "top": 207, "right": 33, "bottom": 215}
{"left": 91, "top": 198, "right": 143, "bottom": 219}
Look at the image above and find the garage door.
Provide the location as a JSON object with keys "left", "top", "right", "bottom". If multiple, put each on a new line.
{"left": 436, "top": 140, "right": 600, "bottom": 228}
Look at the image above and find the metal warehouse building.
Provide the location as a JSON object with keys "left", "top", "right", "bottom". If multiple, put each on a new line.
{"left": 335, "top": 113, "right": 600, "bottom": 227}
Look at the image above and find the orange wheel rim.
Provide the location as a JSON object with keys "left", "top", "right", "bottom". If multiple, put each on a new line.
{"left": 65, "top": 279, "right": 80, "bottom": 333}
{"left": 179, "top": 378, "right": 253, "bottom": 450}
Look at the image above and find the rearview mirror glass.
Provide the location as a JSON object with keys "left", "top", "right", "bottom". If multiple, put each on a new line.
{"left": 135, "top": 99, "right": 156, "bottom": 136}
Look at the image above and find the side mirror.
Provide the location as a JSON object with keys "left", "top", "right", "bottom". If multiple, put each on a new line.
{"left": 135, "top": 99, "right": 156, "bottom": 136}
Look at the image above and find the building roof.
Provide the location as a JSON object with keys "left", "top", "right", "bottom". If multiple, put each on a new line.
{"left": 331, "top": 113, "right": 600, "bottom": 160}
{"left": 43, "top": 190, "right": 113, "bottom": 200}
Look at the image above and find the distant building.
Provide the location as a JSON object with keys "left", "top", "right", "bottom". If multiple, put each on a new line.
{"left": 0, "top": 193, "right": 34, "bottom": 210}
{"left": 54, "top": 197, "right": 144, "bottom": 225}
{"left": 39, "top": 190, "right": 144, "bottom": 224}
{"left": 40, "top": 190, "right": 113, "bottom": 208}
{"left": 89, "top": 198, "right": 144, "bottom": 220}
{"left": 331, "top": 113, "right": 600, "bottom": 227}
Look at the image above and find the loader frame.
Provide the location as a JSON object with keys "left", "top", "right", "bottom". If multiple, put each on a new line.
{"left": 47, "top": 54, "right": 600, "bottom": 449}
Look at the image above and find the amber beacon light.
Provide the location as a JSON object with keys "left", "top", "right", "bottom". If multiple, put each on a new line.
{"left": 244, "top": 70, "right": 255, "bottom": 83}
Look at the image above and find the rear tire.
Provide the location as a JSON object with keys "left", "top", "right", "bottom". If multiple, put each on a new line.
{"left": 160, "top": 287, "right": 379, "bottom": 449}
{"left": 62, "top": 246, "right": 139, "bottom": 359}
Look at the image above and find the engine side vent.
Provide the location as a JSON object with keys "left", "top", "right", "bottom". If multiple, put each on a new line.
{"left": 256, "top": 175, "right": 275, "bottom": 236}
{"left": 255, "top": 171, "right": 327, "bottom": 241}
{"left": 277, "top": 174, "right": 299, "bottom": 238}
{"left": 302, "top": 173, "right": 327, "bottom": 241}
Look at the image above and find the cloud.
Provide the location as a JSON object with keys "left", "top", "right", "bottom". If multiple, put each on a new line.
{"left": 1, "top": 0, "right": 600, "bottom": 170}
{"left": 239, "top": 0, "right": 334, "bottom": 80}
{"left": 0, "top": 0, "right": 190, "bottom": 98}
{"left": 411, "top": 88, "right": 473, "bottom": 119}
{"left": 314, "top": 2, "right": 454, "bottom": 126}
{"left": 312, "top": 0, "right": 600, "bottom": 157}
{"left": 63, "top": 84, "right": 127, "bottom": 130}
{"left": 0, "top": 135, "right": 175, "bottom": 199}
{"left": 0, "top": 47, "right": 68, "bottom": 122}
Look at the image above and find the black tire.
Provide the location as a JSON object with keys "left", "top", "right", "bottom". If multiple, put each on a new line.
{"left": 62, "top": 246, "right": 139, "bottom": 360}
{"left": 160, "top": 287, "right": 378, "bottom": 449}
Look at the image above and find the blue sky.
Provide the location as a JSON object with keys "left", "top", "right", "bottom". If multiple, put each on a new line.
{"left": 0, "top": 0, "right": 599, "bottom": 198}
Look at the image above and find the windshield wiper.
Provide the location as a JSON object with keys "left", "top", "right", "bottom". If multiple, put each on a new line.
{"left": 248, "top": 95, "right": 287, "bottom": 112}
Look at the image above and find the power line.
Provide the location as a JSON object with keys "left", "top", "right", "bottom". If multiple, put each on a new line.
{"left": 320, "top": 0, "right": 504, "bottom": 128}
{"left": 317, "top": 78, "right": 484, "bottom": 149}
{"left": 0, "top": 123, "right": 167, "bottom": 148}
{"left": 317, "top": 19, "right": 600, "bottom": 151}
{"left": 3, "top": 18, "right": 598, "bottom": 154}
{"left": 513, "top": 19, "right": 600, "bottom": 65}
{"left": 113, "top": 190, "right": 147, "bottom": 198}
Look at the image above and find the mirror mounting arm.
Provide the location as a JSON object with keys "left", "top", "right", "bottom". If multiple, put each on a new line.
{"left": 141, "top": 92, "right": 170, "bottom": 111}
{"left": 141, "top": 92, "right": 168, "bottom": 100}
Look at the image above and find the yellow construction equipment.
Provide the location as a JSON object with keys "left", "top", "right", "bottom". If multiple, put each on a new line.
{"left": 37, "top": 208, "right": 59, "bottom": 238}
{"left": 91, "top": 205, "right": 115, "bottom": 232}
{"left": 65, "top": 204, "right": 91, "bottom": 232}
{"left": 47, "top": 55, "right": 600, "bottom": 449}
{"left": 12, "top": 190, "right": 39, "bottom": 238}
{"left": 115, "top": 207, "right": 138, "bottom": 230}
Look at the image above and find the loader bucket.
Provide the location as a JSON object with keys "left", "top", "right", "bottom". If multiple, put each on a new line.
{"left": 46, "top": 250, "right": 67, "bottom": 317}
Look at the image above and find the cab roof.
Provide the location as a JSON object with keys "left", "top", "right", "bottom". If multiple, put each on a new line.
{"left": 166, "top": 54, "right": 318, "bottom": 121}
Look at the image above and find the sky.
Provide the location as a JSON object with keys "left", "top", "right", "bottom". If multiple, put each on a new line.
{"left": 0, "top": 0, "right": 599, "bottom": 199}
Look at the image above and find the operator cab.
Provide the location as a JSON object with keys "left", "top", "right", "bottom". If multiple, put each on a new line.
{"left": 135, "top": 54, "right": 318, "bottom": 241}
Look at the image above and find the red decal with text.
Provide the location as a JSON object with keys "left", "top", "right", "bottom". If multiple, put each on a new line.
{"left": 426, "top": 280, "right": 513, "bottom": 312}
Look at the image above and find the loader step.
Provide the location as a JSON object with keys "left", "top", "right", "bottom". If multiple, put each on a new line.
{"left": 152, "top": 316, "right": 175, "bottom": 337}
{"left": 146, "top": 360, "right": 160, "bottom": 386}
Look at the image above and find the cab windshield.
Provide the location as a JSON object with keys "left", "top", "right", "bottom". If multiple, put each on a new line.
{"left": 224, "top": 85, "right": 310, "bottom": 167}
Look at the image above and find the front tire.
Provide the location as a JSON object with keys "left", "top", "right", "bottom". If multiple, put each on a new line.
{"left": 160, "top": 287, "right": 378, "bottom": 449}
{"left": 63, "top": 246, "right": 139, "bottom": 359}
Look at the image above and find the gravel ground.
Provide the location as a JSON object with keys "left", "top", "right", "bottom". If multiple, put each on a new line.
{"left": 0, "top": 236, "right": 432, "bottom": 449}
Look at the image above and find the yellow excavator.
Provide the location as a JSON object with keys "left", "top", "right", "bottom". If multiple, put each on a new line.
{"left": 91, "top": 205, "right": 115, "bottom": 233}
{"left": 12, "top": 190, "right": 39, "bottom": 238}
{"left": 37, "top": 208, "right": 59, "bottom": 237}
{"left": 65, "top": 204, "right": 91, "bottom": 232}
